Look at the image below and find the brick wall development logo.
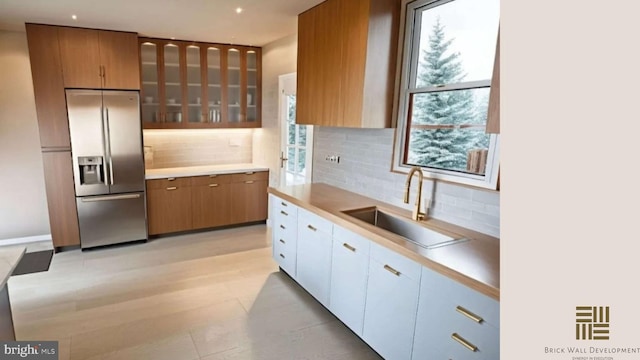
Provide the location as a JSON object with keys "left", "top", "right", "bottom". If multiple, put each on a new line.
{"left": 576, "top": 306, "right": 610, "bottom": 340}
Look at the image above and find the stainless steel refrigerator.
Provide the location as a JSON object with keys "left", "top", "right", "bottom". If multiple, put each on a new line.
{"left": 66, "top": 89, "right": 147, "bottom": 250}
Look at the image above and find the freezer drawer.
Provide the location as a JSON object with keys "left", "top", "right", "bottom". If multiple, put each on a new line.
{"left": 77, "top": 192, "right": 147, "bottom": 249}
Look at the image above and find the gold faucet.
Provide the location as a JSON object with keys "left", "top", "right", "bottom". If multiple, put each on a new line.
{"left": 404, "top": 166, "right": 426, "bottom": 221}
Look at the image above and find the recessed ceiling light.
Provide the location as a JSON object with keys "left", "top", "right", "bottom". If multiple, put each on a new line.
{"left": 236, "top": 7, "right": 243, "bottom": 14}
{"left": 71, "top": 14, "right": 77, "bottom": 20}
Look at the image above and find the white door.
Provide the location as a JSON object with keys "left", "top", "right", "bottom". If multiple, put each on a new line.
{"left": 279, "top": 73, "right": 313, "bottom": 187}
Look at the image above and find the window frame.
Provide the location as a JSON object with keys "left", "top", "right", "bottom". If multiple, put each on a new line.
{"left": 392, "top": 0, "right": 500, "bottom": 190}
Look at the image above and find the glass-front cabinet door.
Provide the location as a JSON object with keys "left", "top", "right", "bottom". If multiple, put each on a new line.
{"left": 140, "top": 41, "right": 159, "bottom": 125}
{"left": 186, "top": 45, "right": 203, "bottom": 123}
{"left": 246, "top": 50, "right": 259, "bottom": 123}
{"left": 140, "top": 38, "right": 261, "bottom": 129}
{"left": 226, "top": 48, "right": 242, "bottom": 124}
{"left": 206, "top": 46, "right": 222, "bottom": 123}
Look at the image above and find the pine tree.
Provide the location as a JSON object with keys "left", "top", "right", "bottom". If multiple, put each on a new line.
{"left": 408, "top": 18, "right": 489, "bottom": 171}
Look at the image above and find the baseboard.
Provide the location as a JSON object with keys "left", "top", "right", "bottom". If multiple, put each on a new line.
{"left": 0, "top": 234, "right": 52, "bottom": 247}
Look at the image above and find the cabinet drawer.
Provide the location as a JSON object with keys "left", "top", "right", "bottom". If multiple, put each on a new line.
{"left": 424, "top": 267, "right": 500, "bottom": 328}
{"left": 273, "top": 220, "right": 297, "bottom": 247}
{"left": 191, "top": 174, "right": 232, "bottom": 186}
{"left": 333, "top": 225, "right": 371, "bottom": 257}
{"left": 231, "top": 171, "right": 268, "bottom": 183}
{"left": 370, "top": 241, "right": 422, "bottom": 281}
{"left": 433, "top": 309, "right": 499, "bottom": 360}
{"left": 146, "top": 177, "right": 191, "bottom": 190}
{"left": 273, "top": 234, "right": 296, "bottom": 276}
{"left": 298, "top": 208, "right": 333, "bottom": 235}
{"left": 274, "top": 198, "right": 298, "bottom": 219}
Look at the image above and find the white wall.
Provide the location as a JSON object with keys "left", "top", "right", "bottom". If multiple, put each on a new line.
{"left": 0, "top": 30, "right": 51, "bottom": 241}
{"left": 253, "top": 33, "right": 298, "bottom": 187}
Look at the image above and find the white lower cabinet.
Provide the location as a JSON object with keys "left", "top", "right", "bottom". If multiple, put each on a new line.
{"left": 329, "top": 225, "right": 371, "bottom": 336}
{"left": 296, "top": 208, "right": 333, "bottom": 307}
{"left": 270, "top": 195, "right": 299, "bottom": 277}
{"left": 268, "top": 194, "right": 499, "bottom": 360}
{"left": 362, "top": 242, "right": 422, "bottom": 360}
{"left": 412, "top": 267, "right": 500, "bottom": 360}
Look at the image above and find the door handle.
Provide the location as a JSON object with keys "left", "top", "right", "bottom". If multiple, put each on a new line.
{"left": 105, "top": 107, "right": 114, "bottom": 186}
{"left": 81, "top": 193, "right": 141, "bottom": 202}
{"left": 279, "top": 151, "right": 289, "bottom": 168}
{"left": 100, "top": 106, "right": 109, "bottom": 187}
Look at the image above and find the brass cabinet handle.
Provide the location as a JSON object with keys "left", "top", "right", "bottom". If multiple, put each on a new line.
{"left": 209, "top": 183, "right": 219, "bottom": 187}
{"left": 343, "top": 243, "right": 356, "bottom": 252}
{"left": 166, "top": 186, "right": 177, "bottom": 191}
{"left": 451, "top": 333, "right": 477, "bottom": 352}
{"left": 167, "top": 177, "right": 176, "bottom": 181}
{"left": 279, "top": 225, "right": 286, "bottom": 229}
{"left": 209, "top": 174, "right": 217, "bottom": 178}
{"left": 383, "top": 264, "right": 401, "bottom": 276}
{"left": 246, "top": 171, "right": 255, "bottom": 175}
{"left": 280, "top": 210, "right": 288, "bottom": 216}
{"left": 279, "top": 239, "right": 285, "bottom": 244}
{"left": 245, "top": 180, "right": 254, "bottom": 184}
{"left": 281, "top": 202, "right": 288, "bottom": 207}
{"left": 307, "top": 224, "right": 317, "bottom": 231}
{"left": 279, "top": 253, "right": 285, "bottom": 259}
{"left": 456, "top": 306, "right": 483, "bottom": 323}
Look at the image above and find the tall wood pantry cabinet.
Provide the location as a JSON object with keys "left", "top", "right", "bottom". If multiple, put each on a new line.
{"left": 25, "top": 23, "right": 140, "bottom": 250}
{"left": 296, "top": 0, "right": 399, "bottom": 128}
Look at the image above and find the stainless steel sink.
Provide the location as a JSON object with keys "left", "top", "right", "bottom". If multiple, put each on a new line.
{"left": 342, "top": 206, "right": 470, "bottom": 249}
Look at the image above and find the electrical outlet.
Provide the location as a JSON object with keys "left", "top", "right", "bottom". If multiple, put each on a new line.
{"left": 325, "top": 155, "right": 340, "bottom": 163}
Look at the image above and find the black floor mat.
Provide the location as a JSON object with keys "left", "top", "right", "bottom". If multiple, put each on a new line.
{"left": 11, "top": 250, "right": 54, "bottom": 276}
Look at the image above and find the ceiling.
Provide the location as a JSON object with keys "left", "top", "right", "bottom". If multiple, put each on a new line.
{"left": 0, "top": 0, "right": 325, "bottom": 46}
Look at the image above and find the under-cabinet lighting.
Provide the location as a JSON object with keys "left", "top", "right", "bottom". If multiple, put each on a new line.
{"left": 71, "top": 14, "right": 77, "bottom": 20}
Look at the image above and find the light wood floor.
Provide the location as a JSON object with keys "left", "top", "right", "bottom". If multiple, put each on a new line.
{"left": 8, "top": 225, "right": 382, "bottom": 360}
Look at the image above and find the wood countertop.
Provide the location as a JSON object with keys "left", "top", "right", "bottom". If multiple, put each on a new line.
{"left": 145, "top": 163, "right": 269, "bottom": 180}
{"left": 0, "top": 246, "right": 26, "bottom": 288}
{"left": 268, "top": 183, "right": 500, "bottom": 301}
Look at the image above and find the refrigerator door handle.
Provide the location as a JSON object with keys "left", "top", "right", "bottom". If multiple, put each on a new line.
{"left": 100, "top": 106, "right": 109, "bottom": 187}
{"left": 81, "top": 194, "right": 141, "bottom": 202}
{"left": 105, "top": 107, "right": 114, "bottom": 186}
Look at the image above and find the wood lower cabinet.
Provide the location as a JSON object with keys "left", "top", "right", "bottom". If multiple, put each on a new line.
{"left": 58, "top": 26, "right": 139, "bottom": 90}
{"left": 191, "top": 175, "right": 232, "bottom": 229}
{"left": 146, "top": 177, "right": 192, "bottom": 235}
{"left": 41, "top": 151, "right": 80, "bottom": 248}
{"left": 229, "top": 172, "right": 269, "bottom": 224}
{"left": 146, "top": 170, "right": 268, "bottom": 235}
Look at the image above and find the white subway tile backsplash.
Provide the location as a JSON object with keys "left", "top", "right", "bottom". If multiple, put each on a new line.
{"left": 312, "top": 126, "right": 500, "bottom": 238}
{"left": 143, "top": 130, "right": 253, "bottom": 169}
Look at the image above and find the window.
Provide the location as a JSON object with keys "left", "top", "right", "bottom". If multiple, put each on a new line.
{"left": 394, "top": 0, "right": 500, "bottom": 189}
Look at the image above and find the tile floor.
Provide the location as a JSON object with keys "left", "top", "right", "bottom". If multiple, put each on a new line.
{"left": 7, "top": 225, "right": 382, "bottom": 360}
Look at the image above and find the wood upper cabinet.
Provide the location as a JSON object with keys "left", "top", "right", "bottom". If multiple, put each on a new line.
{"left": 485, "top": 29, "right": 500, "bottom": 134}
{"left": 296, "top": 0, "right": 399, "bottom": 128}
{"left": 140, "top": 38, "right": 261, "bottom": 129}
{"left": 41, "top": 151, "right": 80, "bottom": 248}
{"left": 25, "top": 24, "right": 70, "bottom": 150}
{"left": 58, "top": 27, "right": 139, "bottom": 90}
